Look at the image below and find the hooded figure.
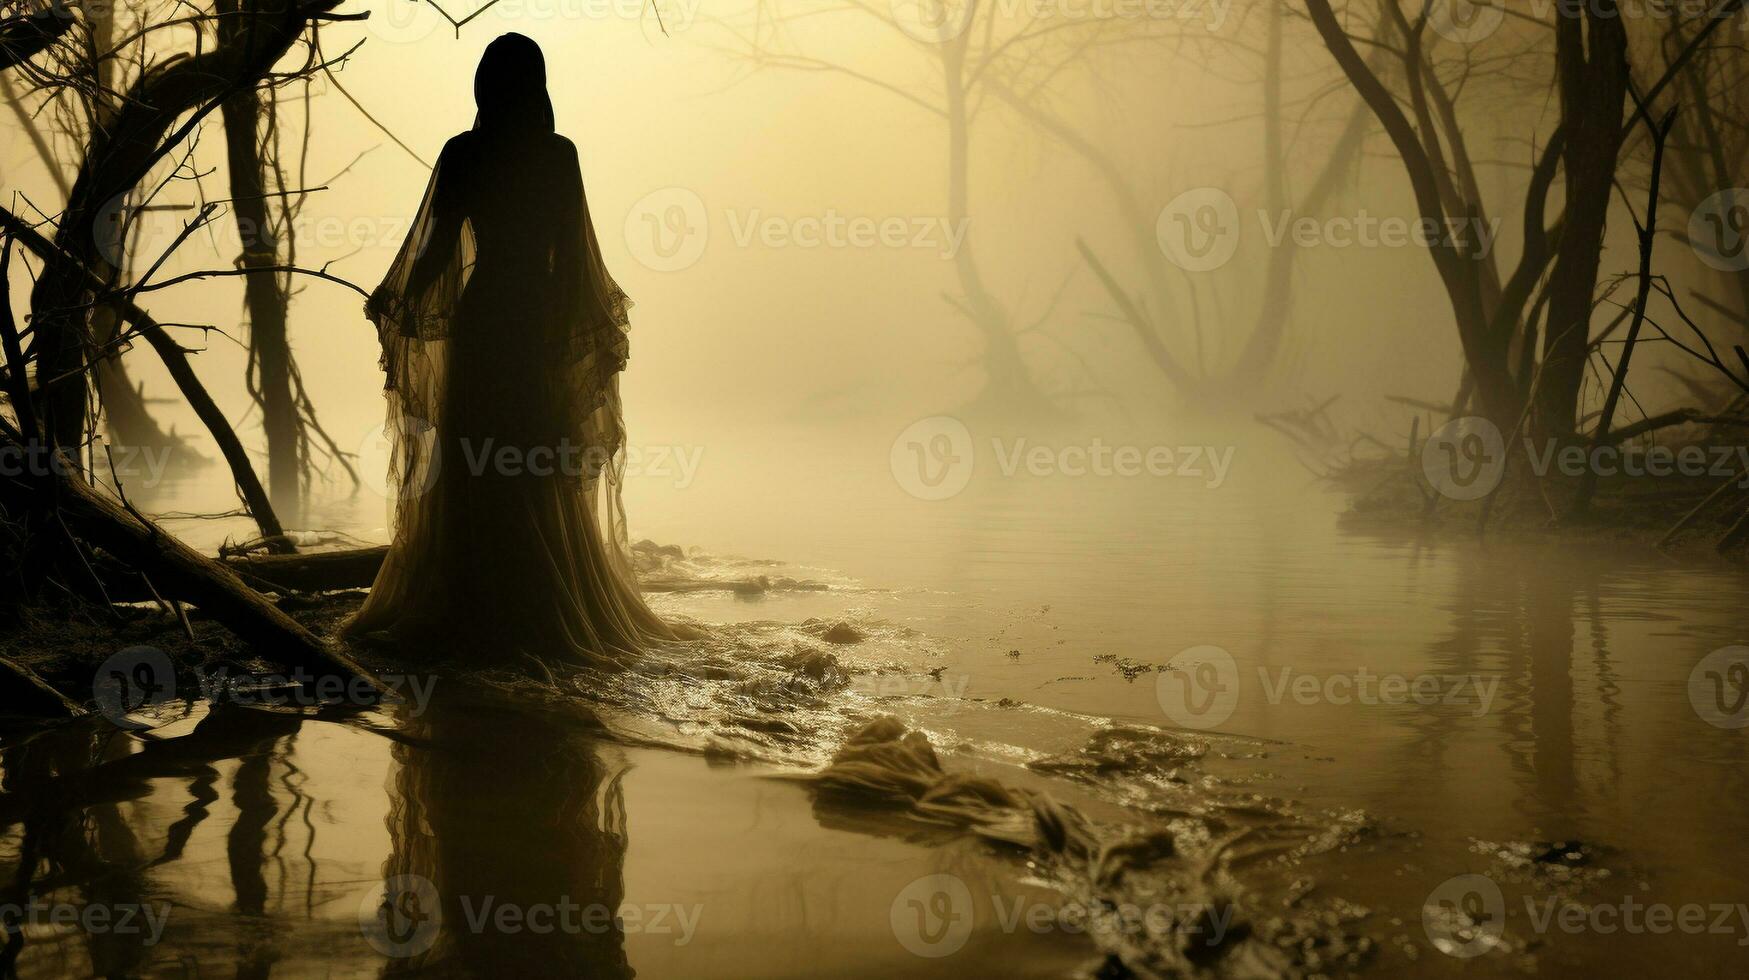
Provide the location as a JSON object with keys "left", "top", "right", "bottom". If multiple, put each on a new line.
{"left": 349, "top": 33, "right": 681, "bottom": 661}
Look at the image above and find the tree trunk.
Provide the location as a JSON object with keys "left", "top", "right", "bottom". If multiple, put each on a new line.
{"left": 24, "top": 0, "right": 337, "bottom": 457}
{"left": 1537, "top": 1, "right": 1629, "bottom": 437}
{"left": 2, "top": 206, "right": 290, "bottom": 548}
{"left": 939, "top": 37, "right": 1055, "bottom": 417}
{"left": 218, "top": 0, "right": 301, "bottom": 514}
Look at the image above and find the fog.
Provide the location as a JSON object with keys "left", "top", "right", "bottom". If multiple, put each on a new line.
{"left": 7, "top": 3, "right": 1749, "bottom": 976}
{"left": 6, "top": 0, "right": 1548, "bottom": 498}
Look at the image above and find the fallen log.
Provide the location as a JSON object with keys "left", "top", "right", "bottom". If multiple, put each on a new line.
{"left": 94, "top": 544, "right": 827, "bottom": 601}
{"left": 0, "top": 656, "right": 86, "bottom": 718}
{"left": 89, "top": 545, "right": 387, "bottom": 601}
{"left": 223, "top": 545, "right": 387, "bottom": 593}
{"left": 1, "top": 420, "right": 378, "bottom": 690}
{"left": 54, "top": 472, "right": 377, "bottom": 684}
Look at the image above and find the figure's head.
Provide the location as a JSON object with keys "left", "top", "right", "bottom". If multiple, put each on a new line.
{"left": 474, "top": 33, "right": 554, "bottom": 135}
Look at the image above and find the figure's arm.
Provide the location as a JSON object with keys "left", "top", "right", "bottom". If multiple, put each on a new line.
{"left": 400, "top": 138, "right": 467, "bottom": 305}
{"left": 552, "top": 137, "right": 586, "bottom": 323}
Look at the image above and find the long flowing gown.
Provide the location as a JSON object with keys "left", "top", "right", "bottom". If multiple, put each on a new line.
{"left": 344, "top": 129, "right": 676, "bottom": 662}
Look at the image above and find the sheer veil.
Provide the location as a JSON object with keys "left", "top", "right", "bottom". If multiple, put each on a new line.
{"left": 363, "top": 36, "right": 642, "bottom": 583}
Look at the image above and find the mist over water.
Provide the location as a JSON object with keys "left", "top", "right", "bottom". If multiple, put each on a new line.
{"left": 6, "top": 0, "right": 1749, "bottom": 976}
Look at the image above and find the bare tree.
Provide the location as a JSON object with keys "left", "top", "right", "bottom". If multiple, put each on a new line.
{"left": 718, "top": 0, "right": 1181, "bottom": 417}
{"left": 1058, "top": 0, "right": 1379, "bottom": 401}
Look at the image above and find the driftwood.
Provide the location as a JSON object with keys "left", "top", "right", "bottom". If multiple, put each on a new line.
{"left": 0, "top": 656, "right": 86, "bottom": 717}
{"left": 1598, "top": 407, "right": 1749, "bottom": 445}
{"left": 1, "top": 413, "right": 376, "bottom": 688}
{"left": 1386, "top": 394, "right": 1453, "bottom": 415}
{"left": 92, "top": 544, "right": 819, "bottom": 600}
{"left": 222, "top": 545, "right": 387, "bottom": 593}
{"left": 62, "top": 479, "right": 372, "bottom": 682}
{"left": 88, "top": 545, "right": 385, "bottom": 601}
{"left": 1660, "top": 471, "right": 1748, "bottom": 548}
{"left": 51, "top": 469, "right": 376, "bottom": 683}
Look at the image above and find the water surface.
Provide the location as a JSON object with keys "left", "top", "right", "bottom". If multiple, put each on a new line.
{"left": 6, "top": 426, "right": 1747, "bottom": 976}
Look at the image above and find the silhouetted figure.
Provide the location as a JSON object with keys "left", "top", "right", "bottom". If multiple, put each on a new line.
{"left": 347, "top": 33, "right": 678, "bottom": 662}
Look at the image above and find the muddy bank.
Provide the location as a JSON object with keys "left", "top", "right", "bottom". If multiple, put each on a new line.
{"left": 1329, "top": 454, "right": 1749, "bottom": 560}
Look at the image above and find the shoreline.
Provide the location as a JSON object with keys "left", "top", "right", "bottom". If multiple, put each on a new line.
{"left": 1327, "top": 454, "right": 1749, "bottom": 563}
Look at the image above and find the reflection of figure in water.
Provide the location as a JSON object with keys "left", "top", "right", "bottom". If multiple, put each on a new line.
{"left": 375, "top": 697, "right": 633, "bottom": 977}
{"left": 346, "top": 33, "right": 681, "bottom": 661}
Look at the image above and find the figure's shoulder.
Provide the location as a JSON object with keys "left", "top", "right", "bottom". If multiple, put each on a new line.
{"left": 547, "top": 132, "right": 579, "bottom": 160}
{"left": 438, "top": 131, "right": 478, "bottom": 162}
{"left": 541, "top": 133, "right": 581, "bottom": 177}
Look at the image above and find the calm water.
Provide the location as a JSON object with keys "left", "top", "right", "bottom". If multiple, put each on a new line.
{"left": 5, "top": 425, "right": 1748, "bottom": 976}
